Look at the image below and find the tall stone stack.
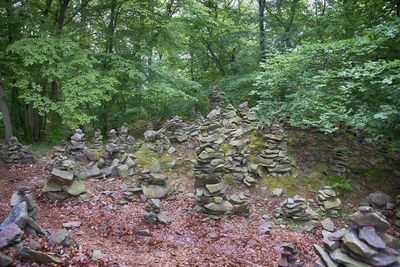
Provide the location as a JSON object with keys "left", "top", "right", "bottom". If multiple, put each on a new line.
{"left": 222, "top": 104, "right": 241, "bottom": 131}
{"left": 316, "top": 186, "right": 342, "bottom": 214}
{"left": 143, "top": 199, "right": 169, "bottom": 225}
{"left": 67, "top": 129, "right": 88, "bottom": 161}
{"left": 105, "top": 129, "right": 120, "bottom": 158}
{"left": 208, "top": 85, "right": 225, "bottom": 110}
{"left": 330, "top": 147, "right": 348, "bottom": 177}
{"left": 5, "top": 136, "right": 33, "bottom": 164}
{"left": 92, "top": 129, "right": 104, "bottom": 150}
{"left": 139, "top": 158, "right": 172, "bottom": 198}
{"left": 277, "top": 244, "right": 298, "bottom": 267}
{"left": 314, "top": 206, "right": 400, "bottom": 267}
{"left": 117, "top": 123, "right": 135, "bottom": 150}
{"left": 257, "top": 124, "right": 293, "bottom": 178}
{"left": 162, "top": 116, "right": 188, "bottom": 143}
{"left": 225, "top": 139, "right": 257, "bottom": 186}
{"left": 43, "top": 157, "right": 86, "bottom": 200}
{"left": 238, "top": 102, "right": 257, "bottom": 133}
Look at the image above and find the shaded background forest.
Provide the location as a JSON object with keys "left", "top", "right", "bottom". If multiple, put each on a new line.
{"left": 0, "top": 0, "right": 399, "bottom": 145}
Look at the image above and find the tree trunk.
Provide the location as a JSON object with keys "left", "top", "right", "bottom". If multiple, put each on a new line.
{"left": 0, "top": 81, "right": 14, "bottom": 140}
{"left": 258, "top": 0, "right": 266, "bottom": 62}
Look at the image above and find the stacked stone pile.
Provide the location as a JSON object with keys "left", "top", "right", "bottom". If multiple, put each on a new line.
{"left": 275, "top": 196, "right": 316, "bottom": 222}
{"left": 92, "top": 129, "right": 104, "bottom": 150}
{"left": 208, "top": 85, "right": 225, "bottom": 110}
{"left": 222, "top": 104, "right": 241, "bottom": 130}
{"left": 330, "top": 147, "right": 348, "bottom": 177}
{"left": 143, "top": 199, "right": 169, "bottom": 225}
{"left": 5, "top": 136, "right": 33, "bottom": 164}
{"left": 43, "top": 157, "right": 86, "bottom": 200}
{"left": 143, "top": 128, "right": 171, "bottom": 153}
{"left": 66, "top": 129, "right": 88, "bottom": 161}
{"left": 257, "top": 126, "right": 293, "bottom": 178}
{"left": 117, "top": 123, "right": 135, "bottom": 150}
{"left": 277, "top": 243, "right": 298, "bottom": 267}
{"left": 317, "top": 186, "right": 342, "bottom": 213}
{"left": 105, "top": 129, "right": 120, "bottom": 158}
{"left": 162, "top": 116, "right": 188, "bottom": 143}
{"left": 224, "top": 139, "right": 257, "bottom": 186}
{"left": 114, "top": 152, "right": 137, "bottom": 179}
{"left": 139, "top": 158, "right": 172, "bottom": 198}
{"left": 238, "top": 102, "right": 257, "bottom": 133}
{"left": 314, "top": 206, "right": 400, "bottom": 267}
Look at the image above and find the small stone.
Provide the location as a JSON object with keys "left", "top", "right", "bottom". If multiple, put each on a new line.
{"left": 63, "top": 181, "right": 86, "bottom": 196}
{"left": 135, "top": 229, "right": 152, "bottom": 237}
{"left": 272, "top": 188, "right": 284, "bottom": 197}
{"left": 62, "top": 221, "right": 82, "bottom": 229}
{"left": 117, "top": 164, "right": 130, "bottom": 179}
{"left": 359, "top": 226, "right": 386, "bottom": 249}
{"left": 20, "top": 247, "right": 62, "bottom": 264}
{"left": 48, "top": 229, "right": 68, "bottom": 245}
{"left": 0, "top": 252, "right": 13, "bottom": 267}
{"left": 91, "top": 250, "right": 103, "bottom": 261}
{"left": 321, "top": 218, "right": 336, "bottom": 232}
{"left": 313, "top": 244, "right": 337, "bottom": 267}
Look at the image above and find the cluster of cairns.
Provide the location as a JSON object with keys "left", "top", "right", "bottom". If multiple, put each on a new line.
{"left": 257, "top": 122, "right": 294, "bottom": 178}
{"left": 162, "top": 116, "right": 188, "bottom": 144}
{"left": 4, "top": 136, "right": 33, "bottom": 164}
{"left": 193, "top": 116, "right": 249, "bottom": 216}
{"left": 143, "top": 199, "right": 169, "bottom": 225}
{"left": 0, "top": 189, "right": 77, "bottom": 266}
{"left": 43, "top": 157, "right": 86, "bottom": 201}
{"left": 139, "top": 158, "right": 172, "bottom": 199}
{"left": 316, "top": 186, "right": 342, "bottom": 215}
{"left": 314, "top": 206, "right": 400, "bottom": 267}
{"left": 275, "top": 196, "right": 318, "bottom": 224}
{"left": 238, "top": 102, "right": 257, "bottom": 133}
{"left": 208, "top": 85, "right": 225, "bottom": 110}
{"left": 330, "top": 147, "right": 348, "bottom": 177}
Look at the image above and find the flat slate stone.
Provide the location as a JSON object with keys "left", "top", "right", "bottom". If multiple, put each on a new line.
{"left": 141, "top": 184, "right": 172, "bottom": 199}
{"left": 0, "top": 202, "right": 28, "bottom": 230}
{"left": 313, "top": 244, "right": 338, "bottom": 267}
{"left": 49, "top": 229, "right": 68, "bottom": 244}
{"left": 51, "top": 168, "right": 74, "bottom": 181}
{"left": 349, "top": 209, "right": 390, "bottom": 232}
{"left": 0, "top": 223, "right": 22, "bottom": 248}
{"left": 359, "top": 226, "right": 386, "bottom": 249}
{"left": 321, "top": 218, "right": 336, "bottom": 232}
{"left": 330, "top": 248, "right": 373, "bottom": 267}
{"left": 63, "top": 181, "right": 86, "bottom": 196}
{"left": 20, "top": 247, "right": 63, "bottom": 264}
{"left": 0, "top": 252, "right": 13, "bottom": 267}
{"left": 342, "top": 229, "right": 378, "bottom": 258}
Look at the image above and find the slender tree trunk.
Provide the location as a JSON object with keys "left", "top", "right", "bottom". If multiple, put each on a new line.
{"left": 0, "top": 81, "right": 13, "bottom": 140}
{"left": 258, "top": 0, "right": 266, "bottom": 62}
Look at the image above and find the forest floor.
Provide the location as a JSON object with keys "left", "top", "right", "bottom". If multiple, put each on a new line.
{"left": 1, "top": 129, "right": 400, "bottom": 266}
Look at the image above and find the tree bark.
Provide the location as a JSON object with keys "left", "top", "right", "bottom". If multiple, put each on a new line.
{"left": 0, "top": 81, "right": 14, "bottom": 140}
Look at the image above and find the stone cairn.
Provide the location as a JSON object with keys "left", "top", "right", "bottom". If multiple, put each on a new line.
{"left": 238, "top": 102, "right": 257, "bottom": 133}
{"left": 208, "top": 85, "right": 225, "bottom": 110}
{"left": 317, "top": 186, "right": 342, "bottom": 215}
{"left": 105, "top": 129, "right": 120, "bottom": 159}
{"left": 222, "top": 104, "right": 241, "bottom": 131}
{"left": 67, "top": 129, "right": 88, "bottom": 161}
{"left": 139, "top": 158, "right": 172, "bottom": 199}
{"left": 5, "top": 136, "right": 33, "bottom": 164}
{"left": 114, "top": 151, "right": 137, "bottom": 179}
{"left": 143, "top": 127, "right": 171, "bottom": 153}
{"left": 330, "top": 147, "right": 348, "bottom": 177}
{"left": 257, "top": 123, "right": 293, "bottom": 178}
{"left": 275, "top": 196, "right": 315, "bottom": 223}
{"left": 117, "top": 123, "right": 135, "bottom": 150}
{"left": 225, "top": 139, "right": 257, "bottom": 186}
{"left": 43, "top": 157, "right": 86, "bottom": 201}
{"left": 314, "top": 206, "right": 400, "bottom": 267}
{"left": 193, "top": 115, "right": 249, "bottom": 216}
{"left": 92, "top": 129, "right": 104, "bottom": 150}
{"left": 143, "top": 199, "right": 169, "bottom": 225}
{"left": 162, "top": 116, "right": 188, "bottom": 144}
{"left": 277, "top": 243, "right": 298, "bottom": 267}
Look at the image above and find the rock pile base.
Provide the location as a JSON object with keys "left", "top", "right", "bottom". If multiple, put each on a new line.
{"left": 144, "top": 199, "right": 169, "bottom": 225}
{"left": 330, "top": 147, "right": 348, "bottom": 177}
{"left": 5, "top": 136, "right": 33, "bottom": 164}
{"left": 317, "top": 186, "right": 341, "bottom": 214}
{"left": 139, "top": 158, "right": 172, "bottom": 198}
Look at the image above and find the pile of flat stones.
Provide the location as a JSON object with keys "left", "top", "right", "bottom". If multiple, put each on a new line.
{"left": 314, "top": 206, "right": 400, "bottom": 267}
{"left": 208, "top": 85, "right": 225, "bottom": 110}
{"left": 277, "top": 243, "right": 298, "bottom": 267}
{"left": 330, "top": 147, "right": 348, "bottom": 177}
{"left": 5, "top": 136, "right": 33, "bottom": 164}
{"left": 117, "top": 123, "right": 135, "bottom": 150}
{"left": 139, "top": 158, "right": 172, "bottom": 199}
{"left": 275, "top": 196, "right": 317, "bottom": 223}
{"left": 143, "top": 199, "right": 169, "bottom": 225}
{"left": 113, "top": 151, "right": 137, "bottom": 179}
{"left": 317, "top": 186, "right": 342, "bottom": 214}
{"left": 257, "top": 123, "right": 293, "bottom": 178}
{"left": 143, "top": 127, "right": 172, "bottom": 153}
{"left": 193, "top": 115, "right": 249, "bottom": 216}
{"left": 105, "top": 129, "right": 120, "bottom": 158}
{"left": 224, "top": 139, "right": 257, "bottom": 186}
{"left": 67, "top": 129, "right": 90, "bottom": 161}
{"left": 238, "top": 102, "right": 257, "bottom": 133}
{"left": 222, "top": 104, "right": 241, "bottom": 130}
{"left": 92, "top": 129, "right": 104, "bottom": 150}
{"left": 43, "top": 157, "right": 86, "bottom": 200}
{"left": 162, "top": 116, "right": 188, "bottom": 144}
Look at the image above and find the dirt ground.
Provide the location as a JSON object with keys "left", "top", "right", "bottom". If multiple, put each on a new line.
{"left": 0, "top": 161, "right": 322, "bottom": 267}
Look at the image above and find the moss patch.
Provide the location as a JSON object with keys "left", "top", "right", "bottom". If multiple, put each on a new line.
{"left": 134, "top": 146, "right": 172, "bottom": 170}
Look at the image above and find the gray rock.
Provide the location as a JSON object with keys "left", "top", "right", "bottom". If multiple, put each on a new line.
{"left": 359, "top": 226, "right": 386, "bottom": 249}
{"left": 204, "top": 201, "right": 233, "bottom": 213}
{"left": 63, "top": 181, "right": 86, "bottom": 196}
{"left": 321, "top": 218, "right": 336, "bottom": 232}
{"left": 259, "top": 218, "right": 272, "bottom": 234}
{"left": 20, "top": 247, "right": 63, "bottom": 264}
{"left": 342, "top": 229, "right": 378, "bottom": 258}
{"left": 141, "top": 184, "right": 172, "bottom": 199}
{"left": 51, "top": 168, "right": 74, "bottom": 181}
{"left": 0, "top": 223, "right": 22, "bottom": 248}
{"left": 62, "top": 221, "right": 82, "bottom": 229}
{"left": 272, "top": 188, "right": 284, "bottom": 197}
{"left": 43, "top": 179, "right": 63, "bottom": 192}
{"left": 368, "top": 192, "right": 393, "bottom": 208}
{"left": 117, "top": 164, "right": 130, "bottom": 179}
{"left": 0, "top": 252, "right": 12, "bottom": 267}
{"left": 313, "top": 244, "right": 338, "bottom": 267}
{"left": 329, "top": 248, "right": 372, "bottom": 267}
{"left": 135, "top": 229, "right": 152, "bottom": 237}
{"left": 91, "top": 250, "right": 103, "bottom": 261}
{"left": 349, "top": 208, "right": 390, "bottom": 232}
{"left": 48, "top": 229, "right": 68, "bottom": 245}
{"left": 0, "top": 202, "right": 28, "bottom": 230}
